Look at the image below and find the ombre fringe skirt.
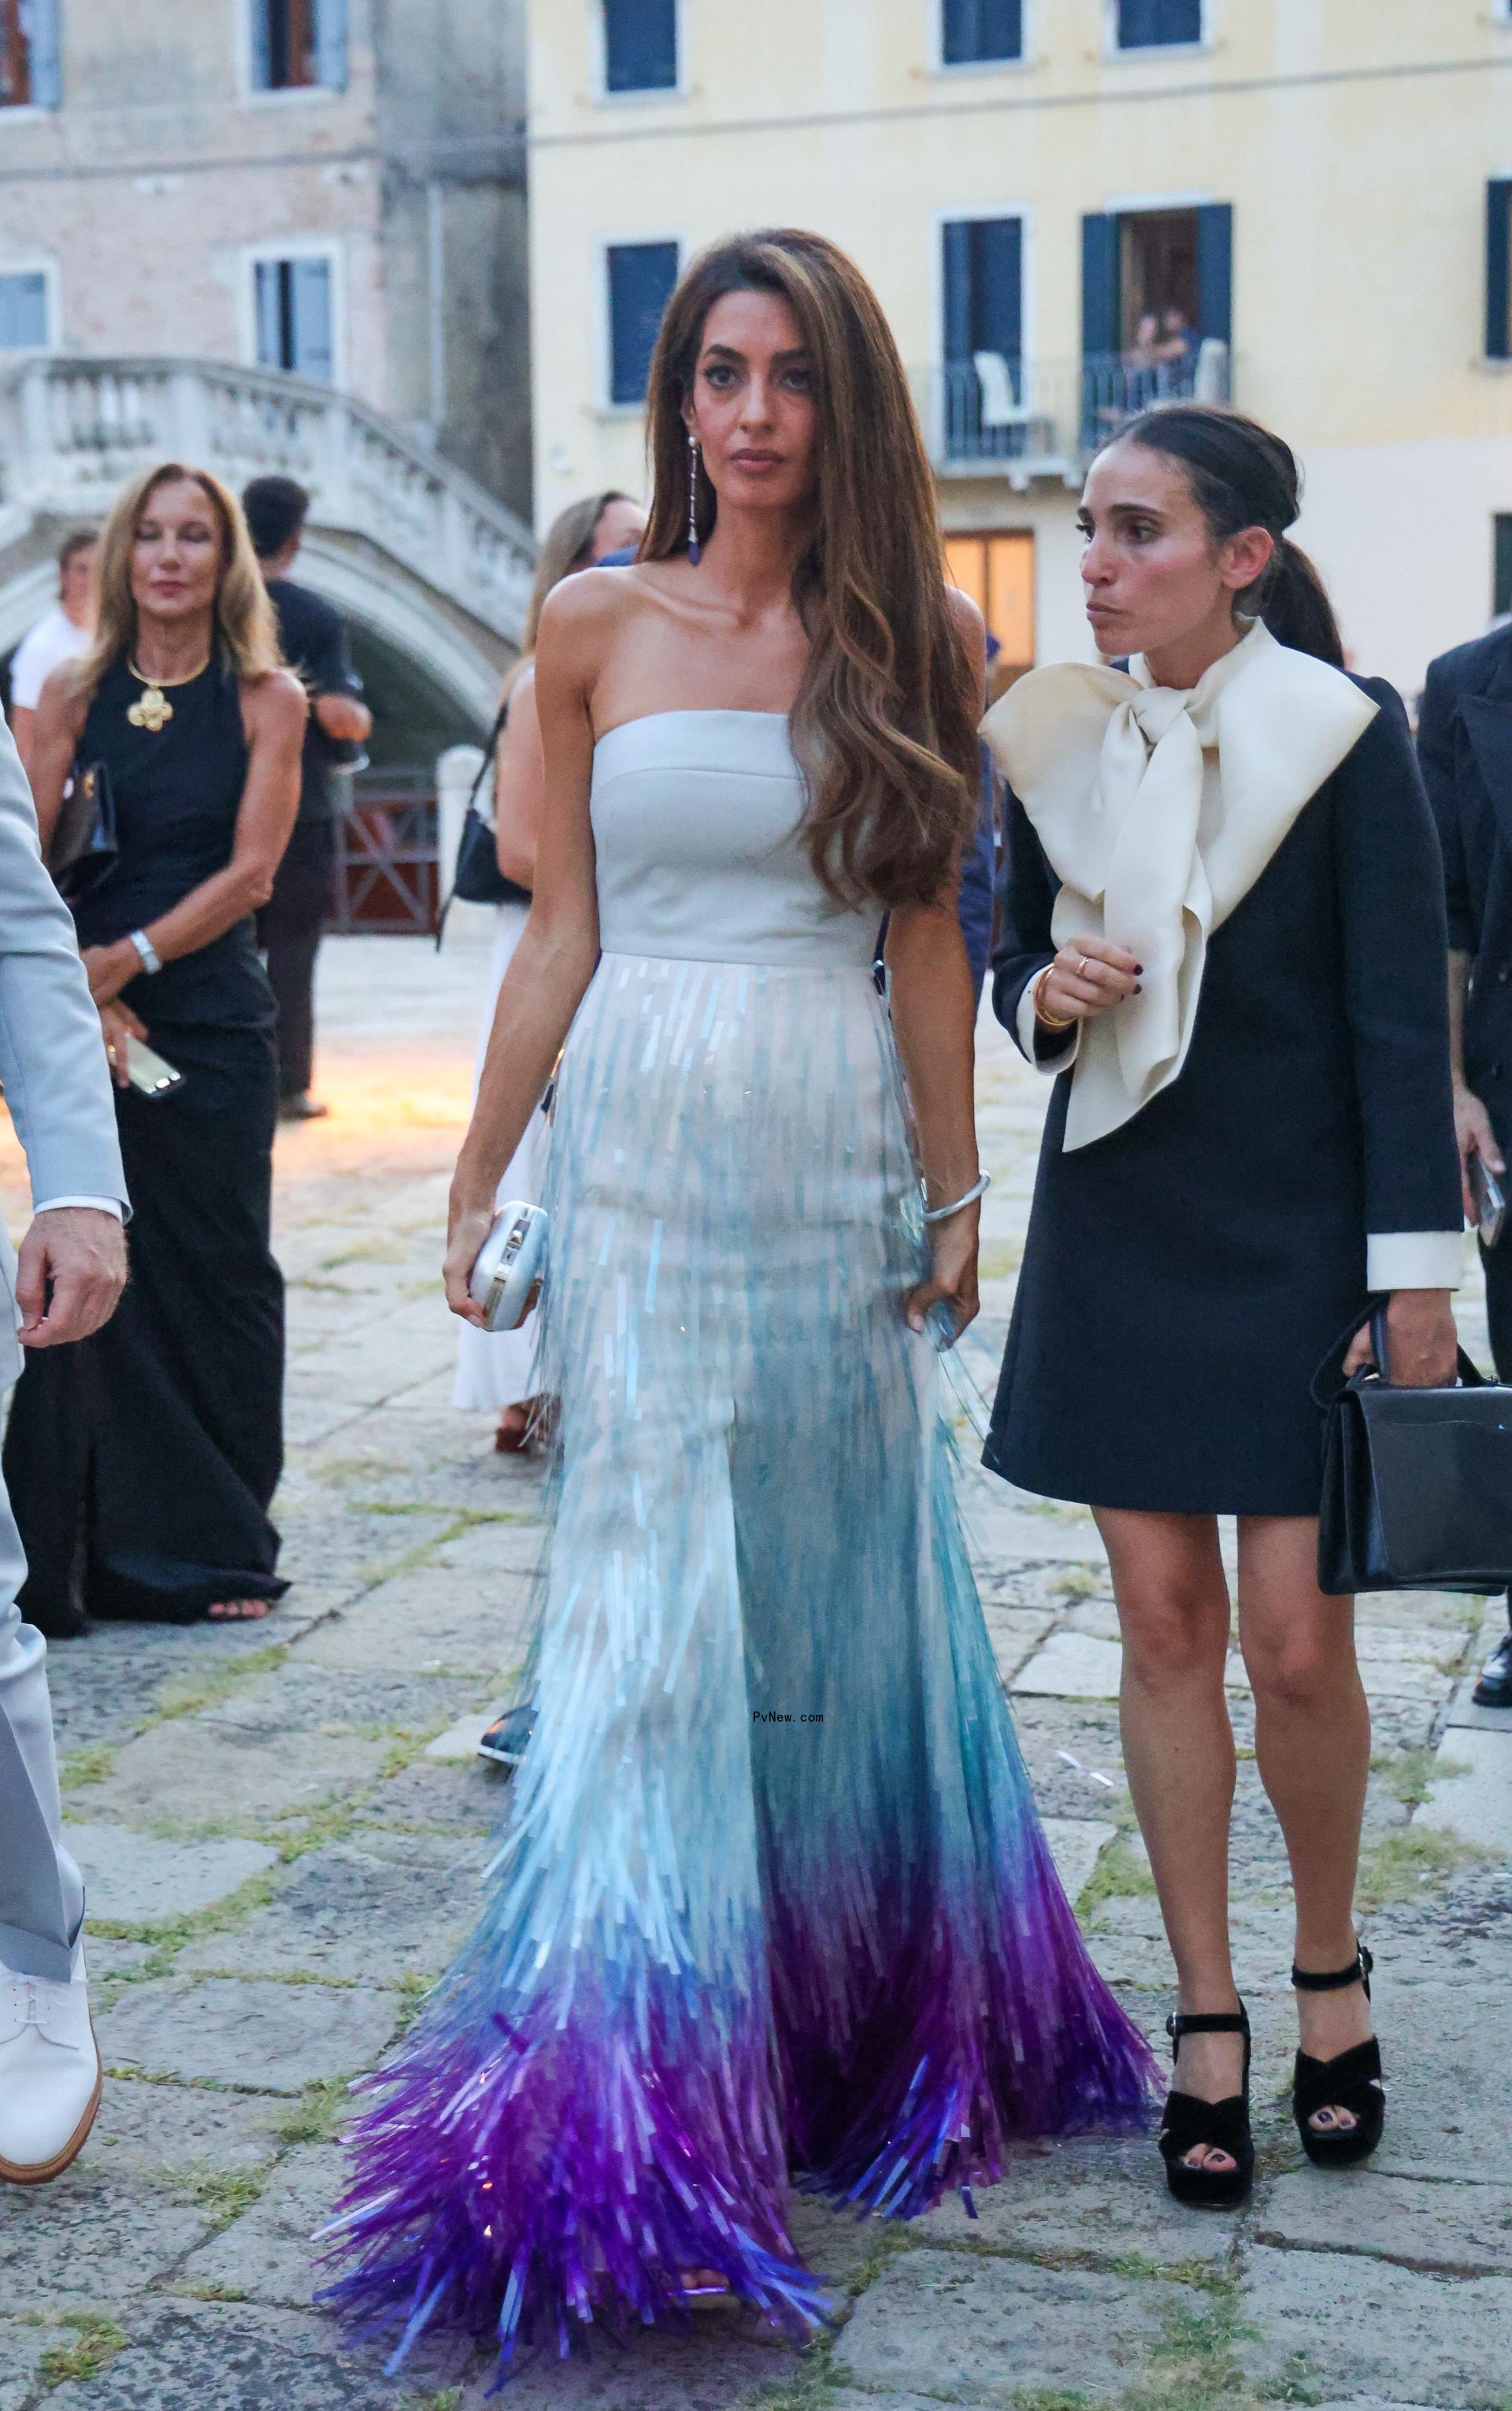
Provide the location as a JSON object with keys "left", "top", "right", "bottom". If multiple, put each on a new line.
{"left": 322, "top": 952, "right": 1155, "bottom": 2373}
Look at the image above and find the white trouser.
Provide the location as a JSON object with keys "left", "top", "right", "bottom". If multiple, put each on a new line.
{"left": 0, "top": 1475, "right": 80, "bottom": 1982}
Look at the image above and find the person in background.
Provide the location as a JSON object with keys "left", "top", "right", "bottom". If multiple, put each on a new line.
{"left": 9, "top": 532, "right": 97, "bottom": 773}
{"left": 243, "top": 475, "right": 372, "bottom": 1124}
{"left": 0, "top": 676, "right": 128, "bottom": 2189}
{"left": 455, "top": 488, "right": 646, "bottom": 1464}
{"left": 1418, "top": 617, "right": 1512, "bottom": 1706}
{"left": 7, "top": 462, "right": 306, "bottom": 1632}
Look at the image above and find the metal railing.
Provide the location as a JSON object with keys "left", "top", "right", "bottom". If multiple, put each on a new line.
{"left": 0, "top": 354, "right": 536, "bottom": 645}
{"left": 919, "top": 347, "right": 1232, "bottom": 480}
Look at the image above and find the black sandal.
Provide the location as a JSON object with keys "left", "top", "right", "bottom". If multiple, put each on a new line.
{"left": 1292, "top": 1943, "right": 1384, "bottom": 2168}
{"left": 1158, "top": 2005, "right": 1254, "bottom": 2209}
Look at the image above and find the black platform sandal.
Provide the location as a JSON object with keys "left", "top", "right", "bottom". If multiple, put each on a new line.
{"left": 1158, "top": 2005, "right": 1254, "bottom": 2209}
{"left": 1292, "top": 1943, "right": 1384, "bottom": 2168}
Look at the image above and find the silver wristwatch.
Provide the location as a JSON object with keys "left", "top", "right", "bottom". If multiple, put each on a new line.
{"left": 128, "top": 928, "right": 163, "bottom": 976}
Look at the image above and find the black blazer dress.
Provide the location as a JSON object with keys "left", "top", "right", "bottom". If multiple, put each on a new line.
{"left": 984, "top": 678, "right": 1462, "bottom": 1517}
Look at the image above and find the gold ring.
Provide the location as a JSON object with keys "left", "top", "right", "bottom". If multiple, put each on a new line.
{"left": 106, "top": 1044, "right": 117, "bottom": 1059}
{"left": 1077, "top": 957, "right": 1090, "bottom": 977}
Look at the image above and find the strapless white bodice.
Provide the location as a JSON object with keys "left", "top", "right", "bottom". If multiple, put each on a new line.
{"left": 589, "top": 710, "right": 877, "bottom": 970}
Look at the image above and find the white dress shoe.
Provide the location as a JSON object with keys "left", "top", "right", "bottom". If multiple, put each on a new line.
{"left": 0, "top": 1942, "right": 102, "bottom": 2185}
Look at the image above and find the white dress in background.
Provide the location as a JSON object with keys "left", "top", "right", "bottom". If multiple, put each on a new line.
{"left": 450, "top": 901, "right": 547, "bottom": 1411}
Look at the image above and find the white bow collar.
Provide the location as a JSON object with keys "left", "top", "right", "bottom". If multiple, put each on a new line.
{"left": 980, "top": 621, "right": 1377, "bottom": 1149}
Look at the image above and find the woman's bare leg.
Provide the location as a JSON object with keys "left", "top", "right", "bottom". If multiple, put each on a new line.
{"left": 1236, "top": 1515, "right": 1372, "bottom": 2130}
{"left": 1096, "top": 1507, "right": 1243, "bottom": 2170}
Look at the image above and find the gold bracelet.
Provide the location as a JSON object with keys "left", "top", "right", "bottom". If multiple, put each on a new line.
{"left": 1033, "top": 968, "right": 1077, "bottom": 1033}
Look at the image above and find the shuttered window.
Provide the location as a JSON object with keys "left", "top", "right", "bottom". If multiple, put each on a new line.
{"left": 607, "top": 242, "right": 679, "bottom": 405}
{"left": 1488, "top": 180, "right": 1512, "bottom": 361}
{"left": 255, "top": 258, "right": 335, "bottom": 383}
{"left": 0, "top": 0, "right": 59, "bottom": 107}
{"left": 1116, "top": 0, "right": 1203, "bottom": 47}
{"left": 943, "top": 217, "right": 1023, "bottom": 362}
{"left": 941, "top": 0, "right": 1023, "bottom": 65}
{"left": 1495, "top": 515, "right": 1512, "bottom": 618}
{"left": 603, "top": 0, "right": 678, "bottom": 93}
{"left": 0, "top": 273, "right": 48, "bottom": 347}
{"left": 250, "top": 0, "right": 347, "bottom": 91}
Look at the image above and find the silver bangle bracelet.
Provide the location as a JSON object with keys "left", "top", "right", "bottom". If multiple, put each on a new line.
{"left": 923, "top": 1171, "right": 991, "bottom": 1224}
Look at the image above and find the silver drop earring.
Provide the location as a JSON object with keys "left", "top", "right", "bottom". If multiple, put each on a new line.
{"left": 686, "top": 434, "right": 702, "bottom": 565}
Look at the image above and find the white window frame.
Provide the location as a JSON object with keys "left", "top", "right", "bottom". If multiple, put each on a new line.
{"left": 239, "top": 236, "right": 344, "bottom": 385}
{"left": 592, "top": 0, "right": 687, "bottom": 106}
{"left": 237, "top": 0, "right": 344, "bottom": 106}
{"left": 0, "top": 256, "right": 57, "bottom": 351}
{"left": 598, "top": 232, "right": 684, "bottom": 415}
{"left": 1104, "top": 0, "right": 1210, "bottom": 58}
{"left": 929, "top": 0, "right": 1033, "bottom": 76}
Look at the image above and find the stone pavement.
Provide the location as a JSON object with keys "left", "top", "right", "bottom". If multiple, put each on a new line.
{"left": 1, "top": 928, "right": 1509, "bottom": 2411}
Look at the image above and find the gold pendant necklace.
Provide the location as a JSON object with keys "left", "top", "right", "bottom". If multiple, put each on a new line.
{"left": 126, "top": 655, "right": 209, "bottom": 733}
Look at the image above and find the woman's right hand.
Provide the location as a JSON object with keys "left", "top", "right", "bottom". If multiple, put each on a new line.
{"left": 443, "top": 1198, "right": 497, "bottom": 1326}
{"left": 100, "top": 1000, "right": 147, "bottom": 1089}
{"left": 1453, "top": 1080, "right": 1504, "bottom": 1222}
{"left": 1034, "top": 937, "right": 1142, "bottom": 1030}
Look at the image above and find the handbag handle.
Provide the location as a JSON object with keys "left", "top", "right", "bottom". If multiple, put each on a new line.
{"left": 1311, "top": 1303, "right": 1484, "bottom": 1404}
{"left": 467, "top": 699, "right": 511, "bottom": 818}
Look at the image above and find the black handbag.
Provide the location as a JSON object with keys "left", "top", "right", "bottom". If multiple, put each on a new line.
{"left": 1314, "top": 1307, "right": 1512, "bottom": 1595}
{"left": 446, "top": 700, "right": 531, "bottom": 913}
{"left": 47, "top": 759, "right": 118, "bottom": 900}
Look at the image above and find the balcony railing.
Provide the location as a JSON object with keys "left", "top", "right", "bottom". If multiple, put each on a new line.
{"left": 918, "top": 346, "right": 1232, "bottom": 483}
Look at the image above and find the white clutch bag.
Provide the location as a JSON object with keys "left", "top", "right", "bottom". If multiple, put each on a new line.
{"left": 468, "top": 1202, "right": 547, "bottom": 1333}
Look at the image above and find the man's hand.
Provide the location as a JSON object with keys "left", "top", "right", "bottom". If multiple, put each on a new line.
{"left": 14, "top": 1207, "right": 127, "bottom": 1348}
{"left": 1453, "top": 1080, "right": 1504, "bottom": 1222}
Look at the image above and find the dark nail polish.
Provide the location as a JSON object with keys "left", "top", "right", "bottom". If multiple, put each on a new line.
{"left": 1134, "top": 982, "right": 1143, "bottom": 994}
{"left": 1134, "top": 964, "right": 1144, "bottom": 975}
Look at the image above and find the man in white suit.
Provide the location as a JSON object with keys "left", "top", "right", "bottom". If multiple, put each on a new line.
{"left": 0, "top": 711, "right": 128, "bottom": 2183}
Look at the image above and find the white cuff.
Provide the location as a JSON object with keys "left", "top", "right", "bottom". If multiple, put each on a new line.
{"left": 1016, "top": 969, "right": 1080, "bottom": 1074}
{"left": 1366, "top": 1230, "right": 1463, "bottom": 1292}
{"left": 33, "top": 1196, "right": 125, "bottom": 1221}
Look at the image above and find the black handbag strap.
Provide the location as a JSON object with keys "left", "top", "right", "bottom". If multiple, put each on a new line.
{"left": 468, "top": 698, "right": 511, "bottom": 815}
{"left": 1310, "top": 1302, "right": 1486, "bottom": 1406}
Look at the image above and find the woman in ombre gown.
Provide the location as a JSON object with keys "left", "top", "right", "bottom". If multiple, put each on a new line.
{"left": 323, "top": 229, "right": 1154, "bottom": 2377}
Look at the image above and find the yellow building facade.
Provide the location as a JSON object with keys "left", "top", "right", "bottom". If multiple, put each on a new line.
{"left": 525, "top": 2, "right": 1512, "bottom": 694}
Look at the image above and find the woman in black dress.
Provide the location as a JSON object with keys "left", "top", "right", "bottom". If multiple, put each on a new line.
{"left": 984, "top": 408, "right": 1462, "bottom": 2207}
{"left": 6, "top": 462, "right": 306, "bottom": 1630}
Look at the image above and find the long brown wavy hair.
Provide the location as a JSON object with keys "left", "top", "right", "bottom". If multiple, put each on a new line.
{"left": 72, "top": 461, "right": 282, "bottom": 712}
{"left": 641, "top": 230, "right": 979, "bottom": 910}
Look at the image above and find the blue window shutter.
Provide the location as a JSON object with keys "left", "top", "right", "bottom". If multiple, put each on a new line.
{"left": 250, "top": 0, "right": 272, "bottom": 90}
{"left": 291, "top": 258, "right": 335, "bottom": 382}
{"left": 607, "top": 241, "right": 679, "bottom": 405}
{"left": 21, "top": 0, "right": 59, "bottom": 106}
{"left": 0, "top": 273, "right": 48, "bottom": 347}
{"left": 1488, "top": 181, "right": 1512, "bottom": 362}
{"left": 942, "top": 221, "right": 972, "bottom": 362}
{"left": 1196, "top": 202, "right": 1232, "bottom": 346}
{"left": 943, "top": 217, "right": 1021, "bottom": 361}
{"left": 603, "top": 0, "right": 678, "bottom": 93}
{"left": 254, "top": 262, "right": 285, "bottom": 369}
{"left": 1081, "top": 213, "right": 1120, "bottom": 358}
{"left": 941, "top": 0, "right": 1022, "bottom": 64}
{"left": 314, "top": 0, "right": 347, "bottom": 88}
{"left": 1117, "top": 0, "right": 1202, "bottom": 46}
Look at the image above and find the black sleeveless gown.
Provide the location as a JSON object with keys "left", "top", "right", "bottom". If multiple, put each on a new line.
{"left": 5, "top": 658, "right": 288, "bottom": 1627}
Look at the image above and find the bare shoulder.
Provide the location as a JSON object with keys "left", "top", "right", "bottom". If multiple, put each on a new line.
{"left": 535, "top": 562, "right": 661, "bottom": 701}
{"left": 244, "top": 666, "right": 309, "bottom": 734}
{"left": 945, "top": 582, "right": 988, "bottom": 658}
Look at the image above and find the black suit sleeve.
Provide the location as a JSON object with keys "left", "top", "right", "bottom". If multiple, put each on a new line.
{"left": 1334, "top": 679, "right": 1462, "bottom": 1242}
{"left": 989, "top": 785, "right": 1059, "bottom": 1061}
{"left": 1417, "top": 656, "right": 1477, "bottom": 952}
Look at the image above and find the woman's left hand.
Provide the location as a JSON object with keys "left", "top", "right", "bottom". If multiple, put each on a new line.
{"left": 1343, "top": 1287, "right": 1459, "bottom": 1387}
{"left": 906, "top": 1206, "right": 980, "bottom": 1344}
{"left": 83, "top": 940, "right": 139, "bottom": 1010}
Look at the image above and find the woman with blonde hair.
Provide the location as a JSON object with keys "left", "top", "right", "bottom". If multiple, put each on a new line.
{"left": 454, "top": 488, "right": 645, "bottom": 1460}
{"left": 5, "top": 462, "right": 306, "bottom": 1631}
{"left": 326, "top": 230, "right": 1151, "bottom": 2375}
